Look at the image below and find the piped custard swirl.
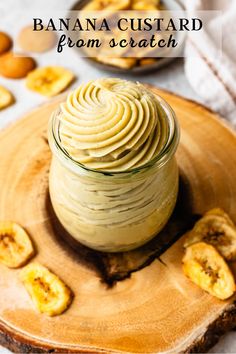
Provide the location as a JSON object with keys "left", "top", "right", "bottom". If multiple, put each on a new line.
{"left": 59, "top": 78, "right": 169, "bottom": 171}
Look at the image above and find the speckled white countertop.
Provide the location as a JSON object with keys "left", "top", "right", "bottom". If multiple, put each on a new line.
{"left": 0, "top": 0, "right": 235, "bottom": 353}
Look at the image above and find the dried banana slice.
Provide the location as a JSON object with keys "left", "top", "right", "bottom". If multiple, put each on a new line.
{"left": 184, "top": 214, "right": 236, "bottom": 261}
{"left": 183, "top": 242, "right": 235, "bottom": 300}
{"left": 20, "top": 263, "right": 73, "bottom": 316}
{"left": 0, "top": 86, "right": 15, "bottom": 110}
{"left": 83, "top": 0, "right": 130, "bottom": 10}
{"left": 0, "top": 221, "right": 34, "bottom": 268}
{"left": 96, "top": 56, "right": 137, "bottom": 69}
{"left": 131, "top": 0, "right": 160, "bottom": 10}
{"left": 139, "top": 58, "right": 157, "bottom": 66}
{"left": 205, "top": 208, "right": 234, "bottom": 226}
{"left": 26, "top": 66, "right": 75, "bottom": 97}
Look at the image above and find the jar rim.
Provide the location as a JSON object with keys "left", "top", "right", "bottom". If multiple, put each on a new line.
{"left": 48, "top": 93, "right": 180, "bottom": 176}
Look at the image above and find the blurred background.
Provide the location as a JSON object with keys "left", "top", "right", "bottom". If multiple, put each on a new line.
{"left": 0, "top": 0, "right": 201, "bottom": 128}
{"left": 1, "top": 0, "right": 234, "bottom": 128}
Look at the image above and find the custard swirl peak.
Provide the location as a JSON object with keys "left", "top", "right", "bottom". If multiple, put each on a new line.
{"left": 59, "top": 78, "right": 169, "bottom": 171}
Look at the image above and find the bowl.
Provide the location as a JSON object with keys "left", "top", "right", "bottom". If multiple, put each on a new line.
{"left": 70, "top": 0, "right": 186, "bottom": 75}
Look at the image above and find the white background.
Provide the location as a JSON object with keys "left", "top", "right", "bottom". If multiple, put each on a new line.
{"left": 0, "top": 0, "right": 235, "bottom": 352}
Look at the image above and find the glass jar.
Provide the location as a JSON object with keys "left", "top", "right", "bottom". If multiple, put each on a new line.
{"left": 48, "top": 94, "right": 180, "bottom": 252}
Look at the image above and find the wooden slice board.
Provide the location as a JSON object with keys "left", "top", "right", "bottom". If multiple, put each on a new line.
{"left": 1, "top": 86, "right": 236, "bottom": 353}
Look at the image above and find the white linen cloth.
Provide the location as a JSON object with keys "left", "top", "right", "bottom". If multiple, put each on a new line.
{"left": 184, "top": 0, "right": 236, "bottom": 125}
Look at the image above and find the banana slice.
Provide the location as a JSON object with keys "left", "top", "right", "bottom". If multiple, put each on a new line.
{"left": 20, "top": 263, "right": 73, "bottom": 316}
{"left": 205, "top": 208, "right": 234, "bottom": 227}
{"left": 183, "top": 242, "right": 235, "bottom": 300}
{"left": 26, "top": 66, "right": 75, "bottom": 97}
{"left": 83, "top": 0, "right": 130, "bottom": 10}
{"left": 184, "top": 213, "right": 236, "bottom": 261}
{"left": 139, "top": 58, "right": 157, "bottom": 66}
{"left": 131, "top": 0, "right": 160, "bottom": 10}
{"left": 0, "top": 86, "right": 15, "bottom": 110}
{"left": 82, "top": 1, "right": 101, "bottom": 10}
{"left": 96, "top": 56, "right": 137, "bottom": 69}
{"left": 0, "top": 221, "right": 34, "bottom": 268}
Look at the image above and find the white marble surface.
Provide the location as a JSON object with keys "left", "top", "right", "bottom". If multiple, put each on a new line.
{"left": 0, "top": 0, "right": 235, "bottom": 353}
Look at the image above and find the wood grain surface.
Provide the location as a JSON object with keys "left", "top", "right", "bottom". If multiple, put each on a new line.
{"left": 47, "top": 179, "right": 198, "bottom": 287}
{"left": 1, "top": 87, "right": 236, "bottom": 353}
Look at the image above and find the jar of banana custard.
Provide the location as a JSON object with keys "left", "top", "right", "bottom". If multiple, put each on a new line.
{"left": 48, "top": 78, "right": 180, "bottom": 252}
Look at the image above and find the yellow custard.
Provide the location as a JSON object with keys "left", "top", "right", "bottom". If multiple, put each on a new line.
{"left": 59, "top": 78, "right": 169, "bottom": 171}
{"left": 48, "top": 78, "right": 179, "bottom": 252}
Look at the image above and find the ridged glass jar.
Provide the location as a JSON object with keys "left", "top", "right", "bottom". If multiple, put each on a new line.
{"left": 48, "top": 94, "right": 180, "bottom": 252}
